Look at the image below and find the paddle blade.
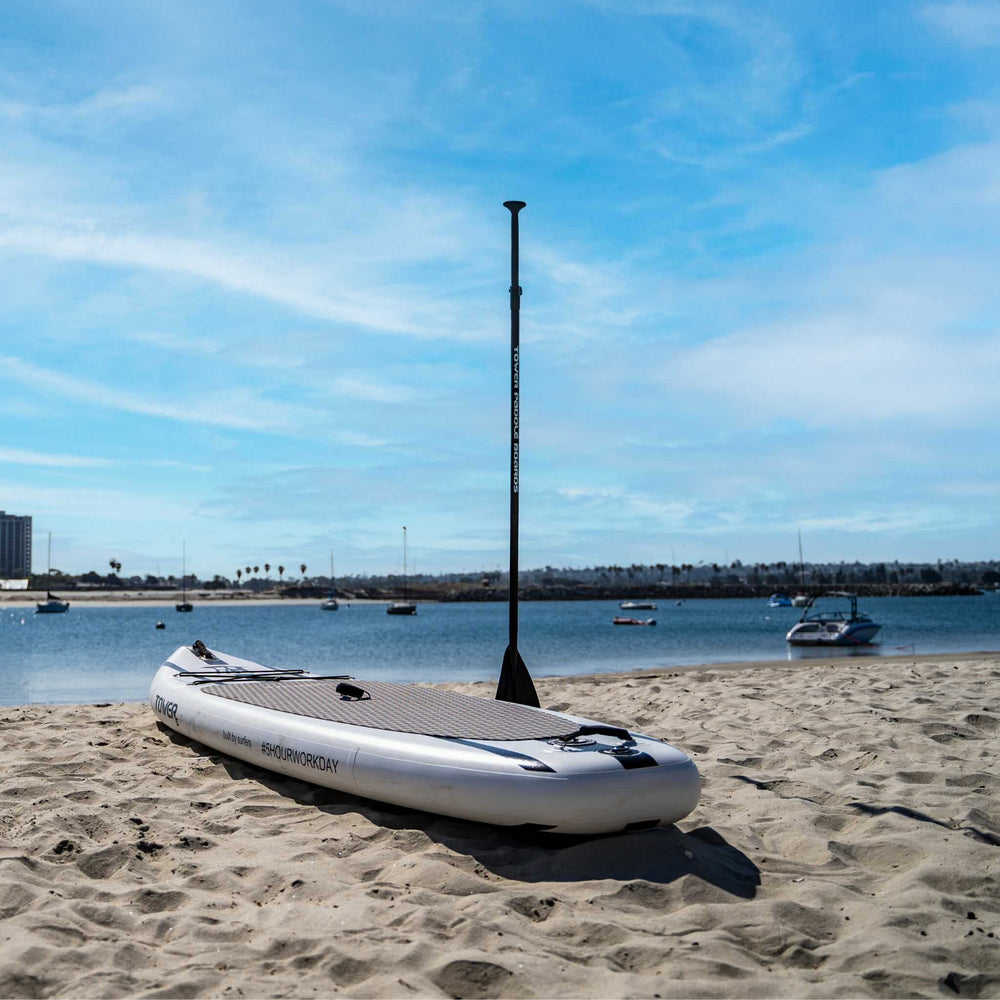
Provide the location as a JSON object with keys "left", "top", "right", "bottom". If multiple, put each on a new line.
{"left": 496, "top": 645, "right": 540, "bottom": 707}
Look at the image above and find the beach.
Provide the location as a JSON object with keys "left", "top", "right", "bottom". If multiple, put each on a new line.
{"left": 0, "top": 654, "right": 997, "bottom": 999}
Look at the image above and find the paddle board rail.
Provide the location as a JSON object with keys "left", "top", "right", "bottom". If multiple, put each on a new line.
{"left": 150, "top": 642, "right": 701, "bottom": 834}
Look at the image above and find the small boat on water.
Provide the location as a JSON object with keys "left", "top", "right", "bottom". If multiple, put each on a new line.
{"left": 791, "top": 531, "right": 809, "bottom": 606}
{"left": 35, "top": 534, "right": 69, "bottom": 613}
{"left": 176, "top": 541, "right": 193, "bottom": 613}
{"left": 36, "top": 590, "right": 69, "bottom": 614}
{"left": 785, "top": 592, "right": 881, "bottom": 646}
{"left": 613, "top": 616, "right": 656, "bottom": 626}
{"left": 768, "top": 593, "right": 792, "bottom": 607}
{"left": 620, "top": 601, "right": 657, "bottom": 610}
{"left": 320, "top": 552, "right": 339, "bottom": 610}
{"left": 387, "top": 602, "right": 417, "bottom": 615}
{"left": 387, "top": 526, "right": 416, "bottom": 615}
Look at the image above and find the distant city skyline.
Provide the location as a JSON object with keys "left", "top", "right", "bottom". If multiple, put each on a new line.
{"left": 0, "top": 511, "right": 31, "bottom": 578}
{"left": 2, "top": 2, "right": 998, "bottom": 578}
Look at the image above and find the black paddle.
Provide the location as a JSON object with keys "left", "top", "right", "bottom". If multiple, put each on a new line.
{"left": 496, "top": 201, "right": 540, "bottom": 708}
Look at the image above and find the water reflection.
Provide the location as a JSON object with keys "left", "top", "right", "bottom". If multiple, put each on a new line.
{"left": 787, "top": 644, "right": 884, "bottom": 661}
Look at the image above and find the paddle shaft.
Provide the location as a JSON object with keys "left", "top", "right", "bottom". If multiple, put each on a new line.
{"left": 504, "top": 201, "right": 525, "bottom": 657}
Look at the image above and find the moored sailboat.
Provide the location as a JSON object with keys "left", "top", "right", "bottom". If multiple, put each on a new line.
{"left": 176, "top": 541, "right": 193, "bottom": 612}
{"left": 386, "top": 527, "right": 416, "bottom": 615}
{"left": 35, "top": 533, "right": 69, "bottom": 613}
{"left": 320, "top": 551, "right": 339, "bottom": 610}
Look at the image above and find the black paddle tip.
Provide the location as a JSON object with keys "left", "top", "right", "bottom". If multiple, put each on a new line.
{"left": 496, "top": 645, "right": 540, "bottom": 708}
{"left": 503, "top": 200, "right": 526, "bottom": 214}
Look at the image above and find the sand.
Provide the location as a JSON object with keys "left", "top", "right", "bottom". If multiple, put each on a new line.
{"left": 0, "top": 655, "right": 997, "bottom": 999}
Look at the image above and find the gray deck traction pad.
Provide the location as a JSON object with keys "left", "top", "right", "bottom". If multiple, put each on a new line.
{"left": 200, "top": 678, "right": 580, "bottom": 741}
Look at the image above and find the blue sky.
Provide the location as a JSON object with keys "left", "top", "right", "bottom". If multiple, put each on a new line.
{"left": 2, "top": 0, "right": 998, "bottom": 580}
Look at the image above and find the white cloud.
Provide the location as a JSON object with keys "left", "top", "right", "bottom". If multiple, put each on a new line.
{"left": 0, "top": 356, "right": 322, "bottom": 432}
{"left": 142, "top": 459, "right": 213, "bottom": 472}
{"left": 0, "top": 447, "right": 113, "bottom": 468}
{"left": 664, "top": 319, "right": 1000, "bottom": 426}
{"left": 330, "top": 374, "right": 415, "bottom": 404}
{"left": 557, "top": 485, "right": 694, "bottom": 525}
{"left": 0, "top": 482, "right": 192, "bottom": 522}
{"left": 921, "top": 1, "right": 1000, "bottom": 47}
{"left": 0, "top": 84, "right": 170, "bottom": 129}
{"left": 0, "top": 224, "right": 427, "bottom": 337}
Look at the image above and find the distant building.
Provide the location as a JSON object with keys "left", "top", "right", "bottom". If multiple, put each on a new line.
{"left": 0, "top": 511, "right": 32, "bottom": 578}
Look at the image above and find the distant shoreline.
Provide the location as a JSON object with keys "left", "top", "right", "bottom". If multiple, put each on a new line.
{"left": 1, "top": 581, "right": 988, "bottom": 606}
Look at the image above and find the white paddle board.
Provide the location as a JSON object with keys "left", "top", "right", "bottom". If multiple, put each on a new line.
{"left": 150, "top": 642, "right": 700, "bottom": 835}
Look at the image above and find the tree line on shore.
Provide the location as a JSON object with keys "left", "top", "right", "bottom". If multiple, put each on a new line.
{"left": 28, "top": 557, "right": 999, "bottom": 598}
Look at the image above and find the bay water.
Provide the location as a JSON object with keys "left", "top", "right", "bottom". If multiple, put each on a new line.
{"left": 1, "top": 594, "right": 998, "bottom": 706}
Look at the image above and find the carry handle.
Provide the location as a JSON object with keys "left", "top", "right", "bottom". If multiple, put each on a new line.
{"left": 336, "top": 682, "right": 370, "bottom": 701}
{"left": 563, "top": 724, "right": 633, "bottom": 743}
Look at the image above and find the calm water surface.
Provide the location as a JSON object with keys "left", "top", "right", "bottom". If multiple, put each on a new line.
{"left": 1, "top": 595, "right": 998, "bottom": 706}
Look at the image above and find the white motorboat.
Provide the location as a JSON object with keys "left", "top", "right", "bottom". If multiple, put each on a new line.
{"left": 620, "top": 601, "right": 657, "bottom": 610}
{"left": 767, "top": 593, "right": 792, "bottom": 607}
{"left": 791, "top": 593, "right": 810, "bottom": 607}
{"left": 786, "top": 592, "right": 881, "bottom": 646}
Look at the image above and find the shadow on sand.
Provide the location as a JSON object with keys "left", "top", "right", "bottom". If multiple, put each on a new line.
{"left": 161, "top": 725, "right": 760, "bottom": 898}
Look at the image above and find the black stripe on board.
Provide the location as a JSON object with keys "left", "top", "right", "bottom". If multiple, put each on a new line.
{"left": 445, "top": 738, "right": 556, "bottom": 773}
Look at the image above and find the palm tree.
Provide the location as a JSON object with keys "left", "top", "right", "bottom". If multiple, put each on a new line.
{"left": 278, "top": 565, "right": 285, "bottom": 582}
{"left": 300, "top": 563, "right": 307, "bottom": 578}
{"left": 245, "top": 565, "right": 251, "bottom": 576}
{"left": 264, "top": 563, "right": 270, "bottom": 576}
{"left": 253, "top": 565, "right": 259, "bottom": 575}
{"left": 236, "top": 568, "right": 242, "bottom": 585}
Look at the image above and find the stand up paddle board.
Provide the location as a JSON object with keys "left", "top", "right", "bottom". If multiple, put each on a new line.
{"left": 150, "top": 642, "right": 700, "bottom": 835}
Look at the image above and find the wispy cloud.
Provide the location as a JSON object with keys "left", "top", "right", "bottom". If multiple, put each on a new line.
{"left": 664, "top": 320, "right": 1000, "bottom": 426}
{"left": 0, "top": 84, "right": 170, "bottom": 129}
{"left": 0, "top": 447, "right": 114, "bottom": 468}
{"left": 330, "top": 374, "right": 416, "bottom": 404}
{"left": 0, "top": 225, "right": 429, "bottom": 337}
{"left": 921, "top": 1, "right": 1000, "bottom": 47}
{"left": 142, "top": 459, "right": 213, "bottom": 472}
{"left": 0, "top": 481, "right": 192, "bottom": 522}
{"left": 557, "top": 486, "right": 694, "bottom": 526}
{"left": 0, "top": 356, "right": 319, "bottom": 432}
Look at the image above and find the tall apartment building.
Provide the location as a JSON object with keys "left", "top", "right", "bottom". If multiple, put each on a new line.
{"left": 0, "top": 511, "right": 32, "bottom": 578}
